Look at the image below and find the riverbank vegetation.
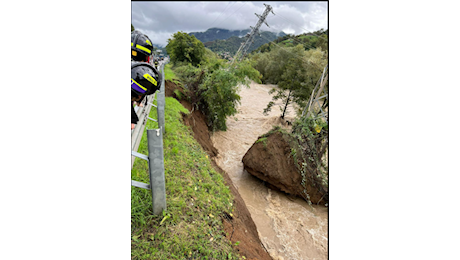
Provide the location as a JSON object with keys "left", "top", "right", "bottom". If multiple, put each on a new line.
{"left": 166, "top": 31, "right": 261, "bottom": 131}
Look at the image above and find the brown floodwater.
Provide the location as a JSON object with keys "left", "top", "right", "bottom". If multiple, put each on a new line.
{"left": 211, "top": 81, "right": 328, "bottom": 260}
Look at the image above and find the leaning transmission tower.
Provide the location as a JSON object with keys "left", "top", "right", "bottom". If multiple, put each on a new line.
{"left": 232, "top": 3, "right": 275, "bottom": 64}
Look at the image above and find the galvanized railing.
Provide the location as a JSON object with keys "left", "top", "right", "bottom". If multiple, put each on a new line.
{"left": 301, "top": 64, "right": 328, "bottom": 123}
{"left": 131, "top": 58, "right": 169, "bottom": 215}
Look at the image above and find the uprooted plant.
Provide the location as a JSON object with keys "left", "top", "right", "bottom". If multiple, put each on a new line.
{"left": 174, "top": 54, "right": 261, "bottom": 132}
{"left": 291, "top": 116, "right": 328, "bottom": 205}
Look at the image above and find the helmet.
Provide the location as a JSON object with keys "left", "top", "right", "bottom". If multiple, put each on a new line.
{"left": 131, "top": 62, "right": 161, "bottom": 97}
{"left": 131, "top": 30, "right": 154, "bottom": 61}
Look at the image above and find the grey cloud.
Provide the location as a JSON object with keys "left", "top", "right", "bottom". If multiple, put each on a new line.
{"left": 132, "top": 1, "right": 328, "bottom": 46}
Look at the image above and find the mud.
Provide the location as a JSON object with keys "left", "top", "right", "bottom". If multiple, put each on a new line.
{"left": 210, "top": 81, "right": 328, "bottom": 260}
{"left": 165, "top": 80, "right": 271, "bottom": 260}
{"left": 242, "top": 131, "right": 327, "bottom": 205}
{"left": 165, "top": 79, "right": 328, "bottom": 260}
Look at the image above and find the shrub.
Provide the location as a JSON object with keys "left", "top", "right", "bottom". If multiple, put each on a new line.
{"left": 174, "top": 53, "right": 261, "bottom": 131}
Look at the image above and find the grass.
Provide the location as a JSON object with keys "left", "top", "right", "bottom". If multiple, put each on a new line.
{"left": 131, "top": 97, "right": 239, "bottom": 259}
{"left": 255, "top": 137, "right": 267, "bottom": 147}
{"left": 164, "top": 63, "right": 181, "bottom": 85}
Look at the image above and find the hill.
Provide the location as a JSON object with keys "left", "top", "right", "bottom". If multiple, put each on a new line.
{"left": 189, "top": 27, "right": 250, "bottom": 43}
{"left": 189, "top": 27, "right": 286, "bottom": 58}
{"left": 250, "top": 29, "right": 328, "bottom": 54}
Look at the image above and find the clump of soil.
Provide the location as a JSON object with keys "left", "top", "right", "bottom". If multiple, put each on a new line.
{"left": 165, "top": 80, "right": 272, "bottom": 260}
{"left": 242, "top": 130, "right": 327, "bottom": 205}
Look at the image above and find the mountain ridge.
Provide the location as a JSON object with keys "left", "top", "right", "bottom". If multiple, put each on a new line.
{"left": 189, "top": 27, "right": 287, "bottom": 57}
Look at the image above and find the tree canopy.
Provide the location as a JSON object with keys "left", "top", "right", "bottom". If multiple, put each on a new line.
{"left": 166, "top": 31, "right": 206, "bottom": 66}
{"left": 174, "top": 49, "right": 261, "bottom": 131}
{"left": 251, "top": 29, "right": 328, "bottom": 55}
{"left": 251, "top": 45, "right": 327, "bottom": 118}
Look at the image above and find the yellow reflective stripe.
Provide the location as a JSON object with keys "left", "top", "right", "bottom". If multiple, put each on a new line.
{"left": 136, "top": 44, "right": 151, "bottom": 54}
{"left": 131, "top": 42, "right": 133, "bottom": 46}
{"left": 145, "top": 39, "right": 152, "bottom": 46}
{"left": 132, "top": 78, "right": 147, "bottom": 91}
{"left": 143, "top": 73, "right": 158, "bottom": 86}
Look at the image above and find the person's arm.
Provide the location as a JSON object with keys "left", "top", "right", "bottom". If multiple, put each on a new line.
{"left": 131, "top": 102, "right": 139, "bottom": 129}
{"left": 136, "top": 95, "right": 145, "bottom": 107}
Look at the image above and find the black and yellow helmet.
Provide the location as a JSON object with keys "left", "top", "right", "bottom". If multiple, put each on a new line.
{"left": 131, "top": 30, "right": 154, "bottom": 61}
{"left": 131, "top": 61, "right": 161, "bottom": 97}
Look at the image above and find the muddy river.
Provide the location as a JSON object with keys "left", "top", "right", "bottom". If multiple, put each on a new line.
{"left": 211, "top": 81, "right": 328, "bottom": 260}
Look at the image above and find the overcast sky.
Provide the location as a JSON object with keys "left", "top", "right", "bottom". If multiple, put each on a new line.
{"left": 132, "top": 1, "right": 328, "bottom": 47}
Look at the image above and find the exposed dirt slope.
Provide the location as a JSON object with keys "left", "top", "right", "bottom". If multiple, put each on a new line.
{"left": 242, "top": 131, "right": 327, "bottom": 205}
{"left": 165, "top": 80, "right": 271, "bottom": 260}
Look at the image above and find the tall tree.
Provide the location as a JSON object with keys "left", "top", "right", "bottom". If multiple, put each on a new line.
{"left": 166, "top": 31, "right": 205, "bottom": 66}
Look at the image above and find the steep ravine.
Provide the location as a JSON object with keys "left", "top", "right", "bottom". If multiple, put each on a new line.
{"left": 165, "top": 80, "right": 271, "bottom": 260}
{"left": 210, "top": 81, "right": 328, "bottom": 260}
{"left": 165, "top": 80, "right": 328, "bottom": 260}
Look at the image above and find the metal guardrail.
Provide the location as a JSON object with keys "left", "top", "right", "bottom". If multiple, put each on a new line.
{"left": 301, "top": 64, "right": 328, "bottom": 123}
{"left": 131, "top": 59, "right": 169, "bottom": 215}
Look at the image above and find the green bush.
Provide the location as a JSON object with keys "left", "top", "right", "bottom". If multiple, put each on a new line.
{"left": 172, "top": 52, "right": 261, "bottom": 131}
{"left": 202, "top": 59, "right": 261, "bottom": 131}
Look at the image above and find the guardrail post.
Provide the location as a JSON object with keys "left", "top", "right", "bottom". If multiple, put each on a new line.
{"left": 132, "top": 60, "right": 168, "bottom": 215}
{"left": 157, "top": 63, "right": 166, "bottom": 134}
{"left": 147, "top": 129, "right": 167, "bottom": 215}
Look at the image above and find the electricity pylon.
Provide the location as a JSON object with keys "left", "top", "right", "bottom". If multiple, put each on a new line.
{"left": 232, "top": 3, "right": 274, "bottom": 64}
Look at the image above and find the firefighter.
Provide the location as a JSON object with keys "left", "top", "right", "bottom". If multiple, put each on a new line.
{"left": 132, "top": 30, "right": 155, "bottom": 105}
{"left": 131, "top": 62, "right": 161, "bottom": 130}
{"left": 131, "top": 30, "right": 154, "bottom": 63}
{"left": 154, "top": 58, "right": 159, "bottom": 70}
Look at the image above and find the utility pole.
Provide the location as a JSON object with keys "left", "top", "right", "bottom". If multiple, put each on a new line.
{"left": 232, "top": 3, "right": 274, "bottom": 64}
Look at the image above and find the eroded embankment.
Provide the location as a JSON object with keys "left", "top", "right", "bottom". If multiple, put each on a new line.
{"left": 242, "top": 130, "right": 328, "bottom": 205}
{"left": 165, "top": 80, "right": 272, "bottom": 260}
{"left": 166, "top": 80, "right": 328, "bottom": 260}
{"left": 210, "top": 81, "right": 328, "bottom": 260}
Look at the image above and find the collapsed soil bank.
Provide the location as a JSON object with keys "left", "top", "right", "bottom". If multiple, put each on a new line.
{"left": 165, "top": 80, "right": 272, "bottom": 260}
{"left": 243, "top": 130, "right": 328, "bottom": 205}
{"left": 209, "top": 81, "right": 328, "bottom": 260}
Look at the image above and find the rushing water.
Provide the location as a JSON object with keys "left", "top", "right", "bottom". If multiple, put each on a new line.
{"left": 211, "top": 81, "right": 328, "bottom": 260}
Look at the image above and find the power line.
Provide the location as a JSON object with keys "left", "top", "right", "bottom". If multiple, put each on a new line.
{"left": 255, "top": 31, "right": 323, "bottom": 55}
{"left": 242, "top": 7, "right": 327, "bottom": 53}
{"left": 246, "top": 11, "right": 327, "bottom": 53}
{"left": 274, "top": 12, "right": 313, "bottom": 33}
{"left": 233, "top": 3, "right": 274, "bottom": 63}
{"left": 208, "top": 1, "right": 237, "bottom": 29}
{"left": 268, "top": 12, "right": 328, "bottom": 40}
{"left": 249, "top": 31, "right": 329, "bottom": 122}
{"left": 251, "top": 33, "right": 327, "bottom": 73}
{"left": 214, "top": 1, "right": 249, "bottom": 29}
